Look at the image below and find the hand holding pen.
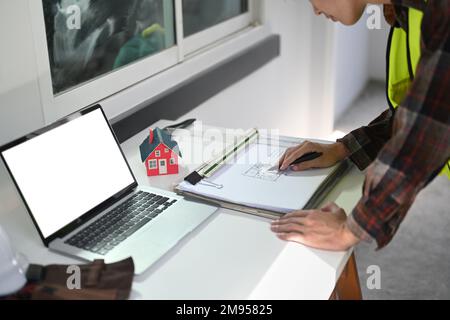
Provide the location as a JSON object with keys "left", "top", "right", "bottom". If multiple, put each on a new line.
{"left": 277, "top": 141, "right": 350, "bottom": 172}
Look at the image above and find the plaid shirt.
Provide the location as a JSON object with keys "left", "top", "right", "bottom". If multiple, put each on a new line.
{"left": 338, "top": 0, "right": 450, "bottom": 249}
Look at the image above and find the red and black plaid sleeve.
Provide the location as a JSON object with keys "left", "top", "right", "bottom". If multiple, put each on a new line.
{"left": 346, "top": 0, "right": 450, "bottom": 249}
{"left": 337, "top": 110, "right": 394, "bottom": 171}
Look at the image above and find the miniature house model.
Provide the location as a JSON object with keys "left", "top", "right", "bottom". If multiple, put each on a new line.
{"left": 139, "top": 128, "right": 181, "bottom": 177}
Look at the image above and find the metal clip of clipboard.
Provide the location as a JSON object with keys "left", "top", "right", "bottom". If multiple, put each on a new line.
{"left": 184, "top": 128, "right": 259, "bottom": 186}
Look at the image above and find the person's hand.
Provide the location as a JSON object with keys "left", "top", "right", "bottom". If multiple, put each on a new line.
{"left": 278, "top": 141, "right": 350, "bottom": 171}
{"left": 270, "top": 202, "right": 360, "bottom": 251}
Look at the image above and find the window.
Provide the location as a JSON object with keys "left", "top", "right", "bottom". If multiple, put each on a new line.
{"left": 148, "top": 159, "right": 157, "bottom": 169}
{"left": 170, "top": 158, "right": 176, "bottom": 165}
{"left": 42, "top": 0, "right": 176, "bottom": 95}
{"left": 182, "top": 0, "right": 254, "bottom": 55}
{"left": 183, "top": 0, "right": 248, "bottom": 37}
{"left": 155, "top": 150, "right": 161, "bottom": 157}
{"left": 165, "top": 148, "right": 169, "bottom": 153}
{"left": 33, "top": 0, "right": 256, "bottom": 122}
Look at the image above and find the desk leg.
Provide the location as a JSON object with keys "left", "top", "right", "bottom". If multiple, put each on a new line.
{"left": 330, "top": 252, "right": 362, "bottom": 300}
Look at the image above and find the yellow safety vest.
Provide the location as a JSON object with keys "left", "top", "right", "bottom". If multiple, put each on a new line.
{"left": 386, "top": 5, "right": 450, "bottom": 179}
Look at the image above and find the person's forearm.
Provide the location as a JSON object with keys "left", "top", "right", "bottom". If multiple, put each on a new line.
{"left": 337, "top": 109, "right": 394, "bottom": 170}
{"left": 333, "top": 141, "right": 351, "bottom": 160}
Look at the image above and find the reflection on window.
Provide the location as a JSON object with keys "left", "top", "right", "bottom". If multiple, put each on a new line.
{"left": 42, "top": 0, "right": 175, "bottom": 94}
{"left": 183, "top": 0, "right": 248, "bottom": 37}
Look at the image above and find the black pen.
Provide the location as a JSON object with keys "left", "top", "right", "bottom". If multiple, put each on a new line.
{"left": 269, "top": 151, "right": 323, "bottom": 171}
{"left": 289, "top": 151, "right": 323, "bottom": 166}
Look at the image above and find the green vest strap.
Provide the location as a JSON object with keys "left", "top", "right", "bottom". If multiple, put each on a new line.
{"left": 387, "top": 26, "right": 411, "bottom": 110}
{"left": 408, "top": 8, "right": 422, "bottom": 77}
{"left": 386, "top": 4, "right": 450, "bottom": 179}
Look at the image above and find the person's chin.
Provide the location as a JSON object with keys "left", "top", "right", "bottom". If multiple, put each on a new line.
{"left": 325, "top": 15, "right": 339, "bottom": 23}
{"left": 340, "top": 17, "right": 360, "bottom": 25}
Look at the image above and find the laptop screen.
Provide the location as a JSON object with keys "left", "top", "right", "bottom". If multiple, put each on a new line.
{"left": 1, "top": 107, "right": 135, "bottom": 239}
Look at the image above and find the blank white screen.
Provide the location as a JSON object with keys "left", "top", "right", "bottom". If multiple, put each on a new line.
{"left": 2, "top": 109, "right": 135, "bottom": 238}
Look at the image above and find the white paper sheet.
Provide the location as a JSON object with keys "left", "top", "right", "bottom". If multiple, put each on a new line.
{"left": 178, "top": 142, "right": 337, "bottom": 213}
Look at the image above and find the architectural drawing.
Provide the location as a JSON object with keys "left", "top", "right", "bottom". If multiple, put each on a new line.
{"left": 243, "top": 163, "right": 282, "bottom": 182}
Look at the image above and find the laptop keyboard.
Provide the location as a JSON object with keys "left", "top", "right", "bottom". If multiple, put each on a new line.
{"left": 65, "top": 191, "right": 177, "bottom": 255}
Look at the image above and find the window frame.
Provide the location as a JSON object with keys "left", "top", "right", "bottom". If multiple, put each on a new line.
{"left": 180, "top": 0, "right": 256, "bottom": 56}
{"left": 148, "top": 159, "right": 157, "bottom": 169}
{"left": 29, "top": 0, "right": 261, "bottom": 124}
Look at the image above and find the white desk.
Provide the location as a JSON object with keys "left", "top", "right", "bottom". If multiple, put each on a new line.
{"left": 0, "top": 120, "right": 365, "bottom": 300}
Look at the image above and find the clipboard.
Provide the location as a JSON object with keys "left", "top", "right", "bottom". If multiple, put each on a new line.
{"left": 183, "top": 128, "right": 259, "bottom": 185}
{"left": 175, "top": 129, "right": 352, "bottom": 219}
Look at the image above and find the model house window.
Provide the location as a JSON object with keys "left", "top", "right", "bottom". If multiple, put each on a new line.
{"left": 155, "top": 150, "right": 161, "bottom": 157}
{"left": 149, "top": 160, "right": 157, "bottom": 169}
{"left": 165, "top": 148, "right": 169, "bottom": 153}
{"left": 170, "top": 158, "right": 176, "bottom": 165}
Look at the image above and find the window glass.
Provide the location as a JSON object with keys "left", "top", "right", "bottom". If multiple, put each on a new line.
{"left": 183, "top": 0, "right": 248, "bottom": 37}
{"left": 42, "top": 0, "right": 176, "bottom": 94}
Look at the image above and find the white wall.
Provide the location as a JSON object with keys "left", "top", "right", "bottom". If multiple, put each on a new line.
{"left": 332, "top": 18, "right": 370, "bottom": 122}
{"left": 0, "top": 0, "right": 46, "bottom": 222}
{"left": 327, "top": 7, "right": 390, "bottom": 124}
{"left": 368, "top": 18, "right": 390, "bottom": 81}
{"left": 0, "top": 0, "right": 45, "bottom": 146}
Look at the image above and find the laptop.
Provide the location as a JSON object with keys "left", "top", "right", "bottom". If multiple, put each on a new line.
{"left": 0, "top": 105, "right": 217, "bottom": 274}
